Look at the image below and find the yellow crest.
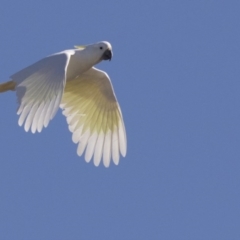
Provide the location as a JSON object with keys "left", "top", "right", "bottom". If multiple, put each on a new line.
{"left": 74, "top": 45, "right": 86, "bottom": 50}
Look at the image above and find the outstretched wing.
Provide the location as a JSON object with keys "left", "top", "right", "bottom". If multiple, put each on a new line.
{"left": 11, "top": 50, "right": 75, "bottom": 133}
{"left": 60, "top": 67, "right": 127, "bottom": 167}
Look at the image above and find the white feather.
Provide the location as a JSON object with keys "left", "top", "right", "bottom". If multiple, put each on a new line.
{"left": 112, "top": 125, "right": 120, "bottom": 165}
{"left": 85, "top": 132, "right": 98, "bottom": 162}
{"left": 72, "top": 125, "right": 83, "bottom": 143}
{"left": 93, "top": 131, "right": 104, "bottom": 166}
{"left": 18, "top": 103, "right": 33, "bottom": 126}
{"left": 31, "top": 101, "right": 45, "bottom": 133}
{"left": 103, "top": 130, "right": 112, "bottom": 167}
{"left": 24, "top": 103, "right": 39, "bottom": 132}
{"left": 77, "top": 129, "right": 90, "bottom": 157}
{"left": 118, "top": 118, "right": 127, "bottom": 157}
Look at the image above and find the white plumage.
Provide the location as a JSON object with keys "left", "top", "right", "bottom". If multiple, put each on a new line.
{"left": 1, "top": 41, "right": 127, "bottom": 167}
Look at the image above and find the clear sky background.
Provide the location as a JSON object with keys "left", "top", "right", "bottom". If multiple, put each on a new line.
{"left": 0, "top": 1, "right": 240, "bottom": 239}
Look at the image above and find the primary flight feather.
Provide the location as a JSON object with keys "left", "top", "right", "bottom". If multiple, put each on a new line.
{"left": 0, "top": 41, "right": 127, "bottom": 167}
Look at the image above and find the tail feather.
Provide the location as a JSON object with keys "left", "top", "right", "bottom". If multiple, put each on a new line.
{"left": 0, "top": 81, "right": 16, "bottom": 93}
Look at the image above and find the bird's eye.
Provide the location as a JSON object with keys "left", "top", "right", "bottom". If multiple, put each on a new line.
{"left": 100, "top": 47, "right": 103, "bottom": 50}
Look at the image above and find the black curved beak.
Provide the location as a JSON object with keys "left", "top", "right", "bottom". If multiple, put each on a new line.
{"left": 102, "top": 49, "right": 112, "bottom": 61}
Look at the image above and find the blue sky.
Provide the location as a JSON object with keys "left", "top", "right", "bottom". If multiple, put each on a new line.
{"left": 0, "top": 0, "right": 240, "bottom": 239}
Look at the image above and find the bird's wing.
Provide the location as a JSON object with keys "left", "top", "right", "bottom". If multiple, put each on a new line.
{"left": 11, "top": 50, "right": 75, "bottom": 133}
{"left": 60, "top": 67, "right": 127, "bottom": 167}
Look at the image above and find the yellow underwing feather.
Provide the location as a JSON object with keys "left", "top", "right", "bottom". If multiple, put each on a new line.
{"left": 60, "top": 67, "right": 127, "bottom": 167}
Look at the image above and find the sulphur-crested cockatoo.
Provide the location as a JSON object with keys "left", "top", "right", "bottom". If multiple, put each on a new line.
{"left": 0, "top": 41, "right": 126, "bottom": 167}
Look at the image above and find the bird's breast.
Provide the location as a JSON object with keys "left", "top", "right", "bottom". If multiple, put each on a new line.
{"left": 66, "top": 50, "right": 95, "bottom": 81}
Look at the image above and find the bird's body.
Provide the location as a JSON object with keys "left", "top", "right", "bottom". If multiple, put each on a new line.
{"left": 0, "top": 41, "right": 127, "bottom": 167}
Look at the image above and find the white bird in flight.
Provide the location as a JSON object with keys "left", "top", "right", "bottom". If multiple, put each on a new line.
{"left": 0, "top": 41, "right": 127, "bottom": 167}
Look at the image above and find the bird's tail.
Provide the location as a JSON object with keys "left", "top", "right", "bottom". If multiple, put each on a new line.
{"left": 0, "top": 81, "right": 16, "bottom": 93}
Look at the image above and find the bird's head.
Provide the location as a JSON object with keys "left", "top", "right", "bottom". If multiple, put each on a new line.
{"left": 78, "top": 41, "right": 112, "bottom": 62}
{"left": 97, "top": 41, "right": 113, "bottom": 61}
